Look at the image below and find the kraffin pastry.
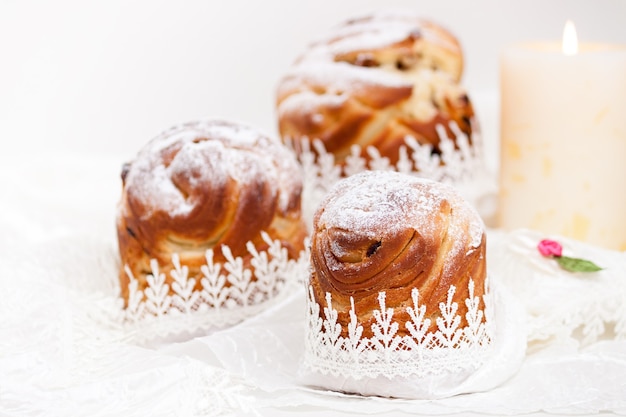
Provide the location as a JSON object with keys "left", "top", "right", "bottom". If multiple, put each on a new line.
{"left": 116, "top": 120, "right": 308, "bottom": 303}
{"left": 304, "top": 170, "right": 496, "bottom": 398}
{"left": 277, "top": 11, "right": 477, "bottom": 165}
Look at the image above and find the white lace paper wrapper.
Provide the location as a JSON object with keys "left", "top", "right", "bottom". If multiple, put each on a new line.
{"left": 299, "top": 278, "right": 526, "bottom": 399}
{"left": 110, "top": 233, "right": 310, "bottom": 345}
{"left": 295, "top": 123, "right": 498, "bottom": 227}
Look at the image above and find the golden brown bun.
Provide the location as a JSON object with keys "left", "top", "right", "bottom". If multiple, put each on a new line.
{"left": 116, "top": 120, "right": 308, "bottom": 302}
{"left": 276, "top": 11, "right": 476, "bottom": 165}
{"left": 309, "top": 170, "right": 486, "bottom": 337}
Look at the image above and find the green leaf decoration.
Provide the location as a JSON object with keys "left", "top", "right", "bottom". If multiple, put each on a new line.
{"left": 556, "top": 256, "right": 603, "bottom": 273}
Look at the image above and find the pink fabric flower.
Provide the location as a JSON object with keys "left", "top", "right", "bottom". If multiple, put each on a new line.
{"left": 537, "top": 238, "right": 602, "bottom": 272}
{"left": 537, "top": 239, "right": 563, "bottom": 257}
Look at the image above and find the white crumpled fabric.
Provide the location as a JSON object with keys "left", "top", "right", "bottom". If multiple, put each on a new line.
{"left": 1, "top": 154, "right": 626, "bottom": 416}
{"left": 488, "top": 228, "right": 626, "bottom": 345}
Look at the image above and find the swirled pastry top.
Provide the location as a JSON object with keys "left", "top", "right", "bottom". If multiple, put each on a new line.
{"left": 119, "top": 120, "right": 304, "bottom": 258}
{"left": 276, "top": 11, "right": 475, "bottom": 164}
{"left": 310, "top": 170, "right": 486, "bottom": 334}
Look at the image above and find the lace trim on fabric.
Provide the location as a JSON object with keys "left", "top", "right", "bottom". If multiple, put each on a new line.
{"left": 304, "top": 279, "right": 495, "bottom": 379}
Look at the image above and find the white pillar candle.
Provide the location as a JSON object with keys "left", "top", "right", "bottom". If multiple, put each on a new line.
{"left": 498, "top": 23, "right": 626, "bottom": 251}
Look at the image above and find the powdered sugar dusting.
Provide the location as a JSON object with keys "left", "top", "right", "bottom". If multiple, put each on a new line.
{"left": 318, "top": 17, "right": 420, "bottom": 57}
{"left": 279, "top": 60, "right": 410, "bottom": 98}
{"left": 316, "top": 171, "right": 483, "bottom": 253}
{"left": 124, "top": 120, "right": 302, "bottom": 217}
{"left": 276, "top": 13, "right": 425, "bottom": 103}
{"left": 277, "top": 88, "right": 348, "bottom": 121}
{"left": 308, "top": 9, "right": 450, "bottom": 58}
{"left": 129, "top": 161, "right": 195, "bottom": 218}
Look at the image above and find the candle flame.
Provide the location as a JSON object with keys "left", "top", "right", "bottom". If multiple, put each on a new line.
{"left": 562, "top": 20, "right": 578, "bottom": 55}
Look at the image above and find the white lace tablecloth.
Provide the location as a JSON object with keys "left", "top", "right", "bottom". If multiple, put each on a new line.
{"left": 1, "top": 152, "right": 626, "bottom": 416}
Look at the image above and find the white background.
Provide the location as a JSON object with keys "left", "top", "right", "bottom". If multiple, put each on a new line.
{"left": 1, "top": 0, "right": 626, "bottom": 159}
